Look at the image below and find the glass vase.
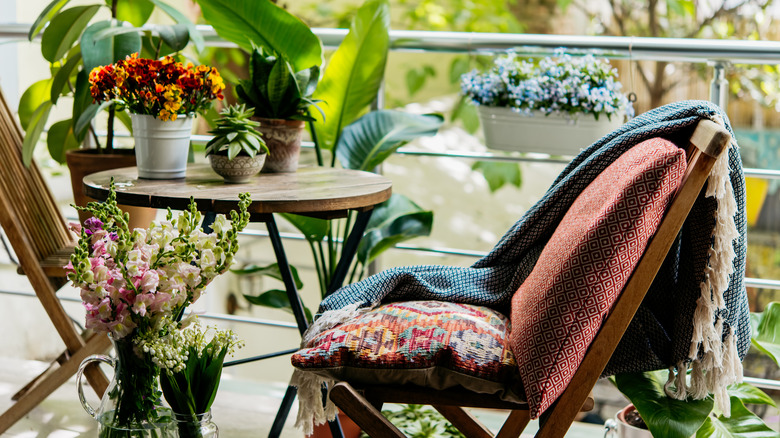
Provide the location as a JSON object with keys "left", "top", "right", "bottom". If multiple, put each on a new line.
{"left": 77, "top": 335, "right": 174, "bottom": 437}
{"left": 173, "top": 411, "right": 218, "bottom": 438}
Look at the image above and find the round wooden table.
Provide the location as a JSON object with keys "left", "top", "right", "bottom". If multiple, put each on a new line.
{"left": 83, "top": 164, "right": 392, "bottom": 218}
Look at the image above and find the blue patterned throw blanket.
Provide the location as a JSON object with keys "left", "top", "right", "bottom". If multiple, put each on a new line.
{"left": 305, "top": 100, "right": 748, "bottom": 422}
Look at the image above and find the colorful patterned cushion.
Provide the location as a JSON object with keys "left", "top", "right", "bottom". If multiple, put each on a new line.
{"left": 292, "top": 300, "right": 523, "bottom": 402}
{"left": 510, "top": 137, "right": 687, "bottom": 418}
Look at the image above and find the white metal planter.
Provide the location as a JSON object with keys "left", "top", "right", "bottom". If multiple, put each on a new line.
{"left": 131, "top": 114, "right": 194, "bottom": 179}
{"left": 478, "top": 106, "right": 624, "bottom": 156}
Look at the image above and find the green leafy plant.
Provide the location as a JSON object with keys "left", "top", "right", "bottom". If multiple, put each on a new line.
{"left": 205, "top": 104, "right": 269, "bottom": 159}
{"left": 613, "top": 302, "right": 780, "bottom": 437}
{"left": 22, "top": 0, "right": 203, "bottom": 166}
{"left": 360, "top": 404, "right": 464, "bottom": 438}
{"left": 235, "top": 46, "right": 323, "bottom": 122}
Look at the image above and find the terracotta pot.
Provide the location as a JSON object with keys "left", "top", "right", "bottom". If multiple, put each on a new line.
{"left": 65, "top": 149, "right": 157, "bottom": 229}
{"left": 306, "top": 411, "right": 361, "bottom": 438}
{"left": 253, "top": 117, "right": 305, "bottom": 173}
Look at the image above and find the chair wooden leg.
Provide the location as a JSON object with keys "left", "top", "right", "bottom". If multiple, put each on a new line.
{"left": 496, "top": 410, "right": 530, "bottom": 438}
{"left": 434, "top": 405, "right": 493, "bottom": 438}
{"left": 330, "top": 382, "right": 405, "bottom": 438}
{"left": 0, "top": 333, "right": 110, "bottom": 434}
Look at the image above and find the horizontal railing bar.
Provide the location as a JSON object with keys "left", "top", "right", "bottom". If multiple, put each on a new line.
{"left": 744, "top": 376, "right": 780, "bottom": 391}
{"left": 5, "top": 23, "right": 780, "bottom": 64}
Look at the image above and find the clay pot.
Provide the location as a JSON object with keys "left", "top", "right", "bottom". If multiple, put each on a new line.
{"left": 65, "top": 149, "right": 157, "bottom": 229}
{"left": 253, "top": 117, "right": 305, "bottom": 173}
{"left": 208, "top": 154, "right": 266, "bottom": 183}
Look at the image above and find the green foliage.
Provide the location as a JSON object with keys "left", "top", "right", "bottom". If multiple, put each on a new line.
{"left": 360, "top": 404, "right": 464, "bottom": 438}
{"left": 194, "top": 0, "right": 321, "bottom": 73}
{"left": 752, "top": 301, "right": 780, "bottom": 367}
{"left": 22, "top": 0, "right": 202, "bottom": 165}
{"left": 205, "top": 104, "right": 268, "bottom": 159}
{"left": 395, "top": 0, "right": 522, "bottom": 33}
{"left": 471, "top": 161, "right": 522, "bottom": 192}
{"left": 696, "top": 395, "right": 779, "bottom": 438}
{"left": 406, "top": 65, "right": 436, "bottom": 97}
{"left": 236, "top": 46, "right": 322, "bottom": 121}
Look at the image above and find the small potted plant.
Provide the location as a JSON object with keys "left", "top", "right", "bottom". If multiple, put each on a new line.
{"left": 236, "top": 46, "right": 323, "bottom": 173}
{"left": 460, "top": 49, "right": 633, "bottom": 155}
{"left": 205, "top": 104, "right": 270, "bottom": 183}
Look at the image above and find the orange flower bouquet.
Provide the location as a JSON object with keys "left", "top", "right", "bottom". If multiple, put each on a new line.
{"left": 89, "top": 53, "right": 225, "bottom": 121}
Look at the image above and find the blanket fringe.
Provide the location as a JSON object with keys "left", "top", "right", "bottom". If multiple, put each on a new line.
{"left": 666, "top": 128, "right": 743, "bottom": 416}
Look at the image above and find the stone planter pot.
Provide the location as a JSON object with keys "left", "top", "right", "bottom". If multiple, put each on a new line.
{"left": 253, "top": 117, "right": 305, "bottom": 173}
{"left": 208, "top": 154, "right": 266, "bottom": 183}
{"left": 131, "top": 114, "right": 193, "bottom": 179}
{"left": 65, "top": 149, "right": 157, "bottom": 229}
{"left": 604, "top": 405, "right": 652, "bottom": 438}
{"left": 477, "top": 106, "right": 625, "bottom": 156}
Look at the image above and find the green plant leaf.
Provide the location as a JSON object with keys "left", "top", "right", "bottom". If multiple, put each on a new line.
{"left": 451, "top": 95, "right": 480, "bottom": 134}
{"left": 614, "top": 370, "right": 713, "bottom": 438}
{"left": 47, "top": 118, "right": 80, "bottom": 163}
{"left": 311, "top": 0, "right": 390, "bottom": 152}
{"left": 18, "top": 79, "right": 52, "bottom": 130}
{"left": 152, "top": 24, "right": 190, "bottom": 53}
{"left": 405, "top": 65, "right": 435, "bottom": 96}
{"left": 695, "top": 396, "right": 778, "bottom": 437}
{"left": 267, "top": 59, "right": 292, "bottom": 116}
{"left": 449, "top": 55, "right": 471, "bottom": 84}
{"left": 336, "top": 110, "right": 442, "bottom": 171}
{"left": 81, "top": 20, "right": 142, "bottom": 73}
{"left": 21, "top": 101, "right": 53, "bottom": 167}
{"left": 147, "top": 0, "right": 204, "bottom": 53}
{"left": 75, "top": 101, "right": 113, "bottom": 139}
{"left": 280, "top": 213, "right": 331, "bottom": 242}
{"left": 28, "top": 0, "right": 72, "bottom": 40}
{"left": 231, "top": 262, "right": 303, "bottom": 289}
{"left": 752, "top": 301, "right": 780, "bottom": 368}
{"left": 50, "top": 52, "right": 82, "bottom": 104}
{"left": 194, "top": 0, "right": 321, "bottom": 72}
{"left": 111, "top": 0, "right": 154, "bottom": 26}
{"left": 243, "top": 289, "right": 313, "bottom": 322}
{"left": 41, "top": 5, "right": 101, "bottom": 62}
{"left": 472, "top": 161, "right": 522, "bottom": 192}
{"left": 727, "top": 382, "right": 776, "bottom": 408}
{"left": 72, "top": 70, "right": 96, "bottom": 141}
{"left": 357, "top": 194, "right": 433, "bottom": 265}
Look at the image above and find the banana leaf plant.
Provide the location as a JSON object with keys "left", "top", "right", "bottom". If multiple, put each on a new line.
{"left": 613, "top": 303, "right": 780, "bottom": 438}
{"left": 21, "top": 0, "right": 203, "bottom": 166}
{"left": 201, "top": 0, "right": 441, "bottom": 318}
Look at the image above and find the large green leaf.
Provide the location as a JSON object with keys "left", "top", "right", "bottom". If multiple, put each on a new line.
{"left": 472, "top": 161, "right": 522, "bottom": 192}
{"left": 311, "top": 0, "right": 390, "bottom": 152}
{"left": 195, "top": 0, "right": 321, "bottom": 72}
{"left": 280, "top": 213, "right": 331, "bottom": 242}
{"left": 153, "top": 24, "right": 190, "bottom": 53}
{"left": 726, "top": 382, "right": 776, "bottom": 408}
{"left": 231, "top": 262, "right": 303, "bottom": 289}
{"left": 50, "top": 51, "right": 82, "bottom": 104}
{"left": 336, "top": 110, "right": 442, "bottom": 171}
{"left": 243, "top": 289, "right": 313, "bottom": 322}
{"left": 47, "top": 118, "right": 80, "bottom": 163}
{"left": 614, "top": 370, "right": 713, "bottom": 438}
{"left": 21, "top": 101, "right": 53, "bottom": 167}
{"left": 695, "top": 396, "right": 778, "bottom": 438}
{"left": 111, "top": 0, "right": 154, "bottom": 27}
{"left": 28, "top": 0, "right": 72, "bottom": 40}
{"left": 147, "top": 0, "right": 204, "bottom": 52}
{"left": 752, "top": 301, "right": 780, "bottom": 367}
{"left": 18, "top": 79, "right": 52, "bottom": 130}
{"left": 41, "top": 5, "right": 101, "bottom": 62}
{"left": 357, "top": 194, "right": 433, "bottom": 265}
{"left": 81, "top": 20, "right": 142, "bottom": 73}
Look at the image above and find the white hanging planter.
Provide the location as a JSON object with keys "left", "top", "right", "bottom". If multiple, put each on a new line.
{"left": 131, "top": 113, "right": 193, "bottom": 179}
{"left": 478, "top": 106, "right": 625, "bottom": 156}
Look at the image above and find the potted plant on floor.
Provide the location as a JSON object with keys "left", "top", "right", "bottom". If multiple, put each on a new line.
{"left": 460, "top": 49, "right": 634, "bottom": 155}
{"left": 205, "top": 104, "right": 269, "bottom": 183}
{"left": 235, "top": 46, "right": 323, "bottom": 173}
{"left": 22, "top": 0, "right": 204, "bottom": 226}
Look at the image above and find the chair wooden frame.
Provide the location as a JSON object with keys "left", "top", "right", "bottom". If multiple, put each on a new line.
{"left": 328, "top": 119, "right": 732, "bottom": 438}
{"left": 0, "top": 88, "right": 110, "bottom": 433}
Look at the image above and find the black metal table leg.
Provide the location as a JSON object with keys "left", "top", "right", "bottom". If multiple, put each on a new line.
{"left": 326, "top": 209, "right": 374, "bottom": 295}
{"left": 269, "top": 386, "right": 298, "bottom": 437}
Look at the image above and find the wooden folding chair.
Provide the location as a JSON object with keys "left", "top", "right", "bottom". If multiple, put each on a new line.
{"left": 325, "top": 119, "right": 731, "bottom": 438}
{"left": 0, "top": 88, "right": 110, "bottom": 433}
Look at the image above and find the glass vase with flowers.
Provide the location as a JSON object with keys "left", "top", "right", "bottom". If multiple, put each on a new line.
{"left": 70, "top": 183, "right": 250, "bottom": 437}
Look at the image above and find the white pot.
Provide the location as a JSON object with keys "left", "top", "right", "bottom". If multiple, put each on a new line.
{"left": 604, "top": 405, "right": 652, "bottom": 438}
{"left": 477, "top": 106, "right": 624, "bottom": 155}
{"left": 131, "top": 113, "right": 193, "bottom": 179}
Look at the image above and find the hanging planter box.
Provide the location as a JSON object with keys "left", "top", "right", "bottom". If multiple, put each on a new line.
{"left": 478, "top": 106, "right": 625, "bottom": 156}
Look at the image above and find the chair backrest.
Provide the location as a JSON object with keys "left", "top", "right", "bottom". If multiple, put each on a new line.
{"left": 0, "top": 89, "right": 72, "bottom": 265}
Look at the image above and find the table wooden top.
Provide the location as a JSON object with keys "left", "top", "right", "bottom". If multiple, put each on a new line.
{"left": 83, "top": 164, "right": 393, "bottom": 217}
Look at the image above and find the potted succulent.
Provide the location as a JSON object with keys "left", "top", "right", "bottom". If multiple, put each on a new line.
{"left": 205, "top": 104, "right": 269, "bottom": 183}
{"left": 235, "top": 46, "right": 322, "bottom": 173}
{"left": 460, "top": 49, "right": 634, "bottom": 155}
